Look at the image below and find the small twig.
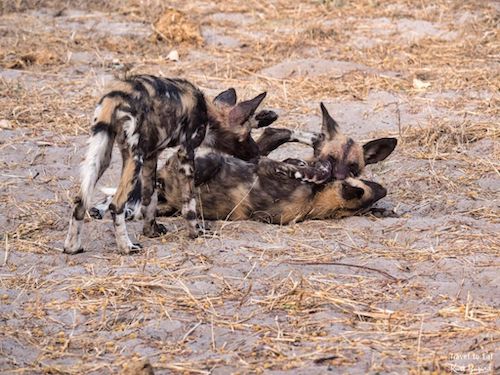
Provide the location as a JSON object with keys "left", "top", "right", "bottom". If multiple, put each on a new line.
{"left": 416, "top": 315, "right": 424, "bottom": 372}
{"left": 285, "top": 261, "right": 400, "bottom": 281}
{"left": 211, "top": 315, "right": 216, "bottom": 351}
{"left": 3, "top": 234, "right": 9, "bottom": 267}
{"left": 182, "top": 321, "right": 202, "bottom": 342}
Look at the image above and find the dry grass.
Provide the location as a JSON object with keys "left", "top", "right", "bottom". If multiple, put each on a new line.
{"left": 0, "top": 0, "right": 499, "bottom": 374}
{"left": 152, "top": 9, "right": 203, "bottom": 46}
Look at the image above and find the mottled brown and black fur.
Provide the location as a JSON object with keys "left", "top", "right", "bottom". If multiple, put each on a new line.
{"left": 64, "top": 75, "right": 272, "bottom": 254}
{"left": 155, "top": 104, "right": 397, "bottom": 224}
{"left": 90, "top": 100, "right": 397, "bottom": 228}
{"left": 255, "top": 103, "right": 397, "bottom": 183}
{"left": 157, "top": 152, "right": 388, "bottom": 224}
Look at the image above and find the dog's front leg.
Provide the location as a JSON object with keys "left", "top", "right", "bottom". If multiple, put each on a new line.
{"left": 256, "top": 128, "right": 321, "bottom": 156}
{"left": 141, "top": 156, "right": 167, "bottom": 237}
{"left": 257, "top": 158, "right": 332, "bottom": 184}
{"left": 177, "top": 146, "right": 203, "bottom": 238}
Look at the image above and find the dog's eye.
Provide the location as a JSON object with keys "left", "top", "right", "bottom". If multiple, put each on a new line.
{"left": 349, "top": 163, "right": 359, "bottom": 176}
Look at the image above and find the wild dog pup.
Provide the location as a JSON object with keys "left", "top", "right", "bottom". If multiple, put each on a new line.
{"left": 88, "top": 88, "right": 278, "bottom": 221}
{"left": 256, "top": 103, "right": 397, "bottom": 182}
{"left": 157, "top": 152, "right": 388, "bottom": 224}
{"left": 64, "top": 75, "right": 271, "bottom": 254}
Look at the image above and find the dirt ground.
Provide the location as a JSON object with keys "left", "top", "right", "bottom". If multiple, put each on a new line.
{"left": 0, "top": 1, "right": 498, "bottom": 374}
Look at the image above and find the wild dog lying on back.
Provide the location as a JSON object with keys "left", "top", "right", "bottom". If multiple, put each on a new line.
{"left": 155, "top": 104, "right": 397, "bottom": 223}
{"left": 64, "top": 75, "right": 272, "bottom": 254}
{"left": 157, "top": 152, "right": 389, "bottom": 224}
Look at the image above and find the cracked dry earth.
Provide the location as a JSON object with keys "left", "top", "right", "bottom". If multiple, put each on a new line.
{"left": 0, "top": 1, "right": 499, "bottom": 374}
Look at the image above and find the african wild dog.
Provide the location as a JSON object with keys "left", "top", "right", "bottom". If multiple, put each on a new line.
{"left": 88, "top": 88, "right": 279, "bottom": 221}
{"left": 64, "top": 75, "right": 272, "bottom": 254}
{"left": 156, "top": 152, "right": 389, "bottom": 224}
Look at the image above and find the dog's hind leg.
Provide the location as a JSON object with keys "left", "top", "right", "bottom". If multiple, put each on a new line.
{"left": 176, "top": 146, "right": 204, "bottom": 238}
{"left": 257, "top": 158, "right": 332, "bottom": 184}
{"left": 64, "top": 126, "right": 114, "bottom": 254}
{"left": 109, "top": 153, "right": 144, "bottom": 254}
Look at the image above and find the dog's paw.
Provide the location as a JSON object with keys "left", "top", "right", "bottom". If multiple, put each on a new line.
{"left": 369, "top": 207, "right": 399, "bottom": 218}
{"left": 188, "top": 222, "right": 211, "bottom": 238}
{"left": 143, "top": 221, "right": 168, "bottom": 238}
{"left": 119, "top": 242, "right": 143, "bottom": 255}
{"left": 89, "top": 207, "right": 103, "bottom": 219}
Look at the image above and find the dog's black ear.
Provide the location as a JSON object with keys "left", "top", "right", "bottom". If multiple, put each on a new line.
{"left": 320, "top": 102, "right": 340, "bottom": 140}
{"left": 341, "top": 182, "right": 364, "bottom": 201}
{"left": 363, "top": 138, "right": 397, "bottom": 165}
{"left": 229, "top": 92, "right": 267, "bottom": 125}
{"left": 361, "top": 179, "right": 387, "bottom": 202}
{"left": 214, "top": 88, "right": 237, "bottom": 107}
{"left": 194, "top": 154, "right": 223, "bottom": 186}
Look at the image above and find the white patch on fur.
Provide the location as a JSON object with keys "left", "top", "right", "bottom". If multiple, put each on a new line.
{"left": 93, "top": 195, "right": 113, "bottom": 217}
{"left": 64, "top": 217, "right": 83, "bottom": 253}
{"left": 201, "top": 127, "right": 215, "bottom": 147}
{"left": 191, "top": 129, "right": 199, "bottom": 140}
{"left": 126, "top": 199, "right": 142, "bottom": 220}
{"left": 294, "top": 172, "right": 302, "bottom": 178}
{"left": 188, "top": 197, "right": 196, "bottom": 211}
{"left": 114, "top": 212, "right": 134, "bottom": 251}
{"left": 99, "top": 187, "right": 117, "bottom": 196}
{"left": 133, "top": 154, "right": 143, "bottom": 164}
{"left": 117, "top": 110, "right": 139, "bottom": 148}
{"left": 182, "top": 197, "right": 197, "bottom": 218}
{"left": 194, "top": 147, "right": 214, "bottom": 157}
{"left": 80, "top": 131, "right": 110, "bottom": 208}
{"left": 181, "top": 164, "right": 193, "bottom": 177}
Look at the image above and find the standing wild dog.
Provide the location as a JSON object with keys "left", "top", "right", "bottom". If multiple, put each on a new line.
{"left": 89, "top": 88, "right": 279, "bottom": 221}
{"left": 64, "top": 75, "right": 272, "bottom": 254}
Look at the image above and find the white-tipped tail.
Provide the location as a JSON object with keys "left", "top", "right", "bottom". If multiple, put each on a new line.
{"left": 79, "top": 131, "right": 111, "bottom": 208}
{"left": 99, "top": 186, "right": 118, "bottom": 196}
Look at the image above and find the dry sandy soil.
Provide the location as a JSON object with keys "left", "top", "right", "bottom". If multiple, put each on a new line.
{"left": 0, "top": 1, "right": 498, "bottom": 374}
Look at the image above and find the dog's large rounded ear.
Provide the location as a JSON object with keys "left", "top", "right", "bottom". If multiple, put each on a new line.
{"left": 229, "top": 92, "right": 267, "bottom": 125}
{"left": 363, "top": 138, "right": 398, "bottom": 165}
{"left": 214, "top": 88, "right": 237, "bottom": 107}
{"left": 194, "top": 153, "right": 224, "bottom": 186}
{"left": 341, "top": 182, "right": 364, "bottom": 201}
{"left": 320, "top": 102, "right": 340, "bottom": 140}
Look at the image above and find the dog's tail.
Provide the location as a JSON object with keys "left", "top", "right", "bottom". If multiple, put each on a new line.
{"left": 79, "top": 96, "right": 121, "bottom": 209}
